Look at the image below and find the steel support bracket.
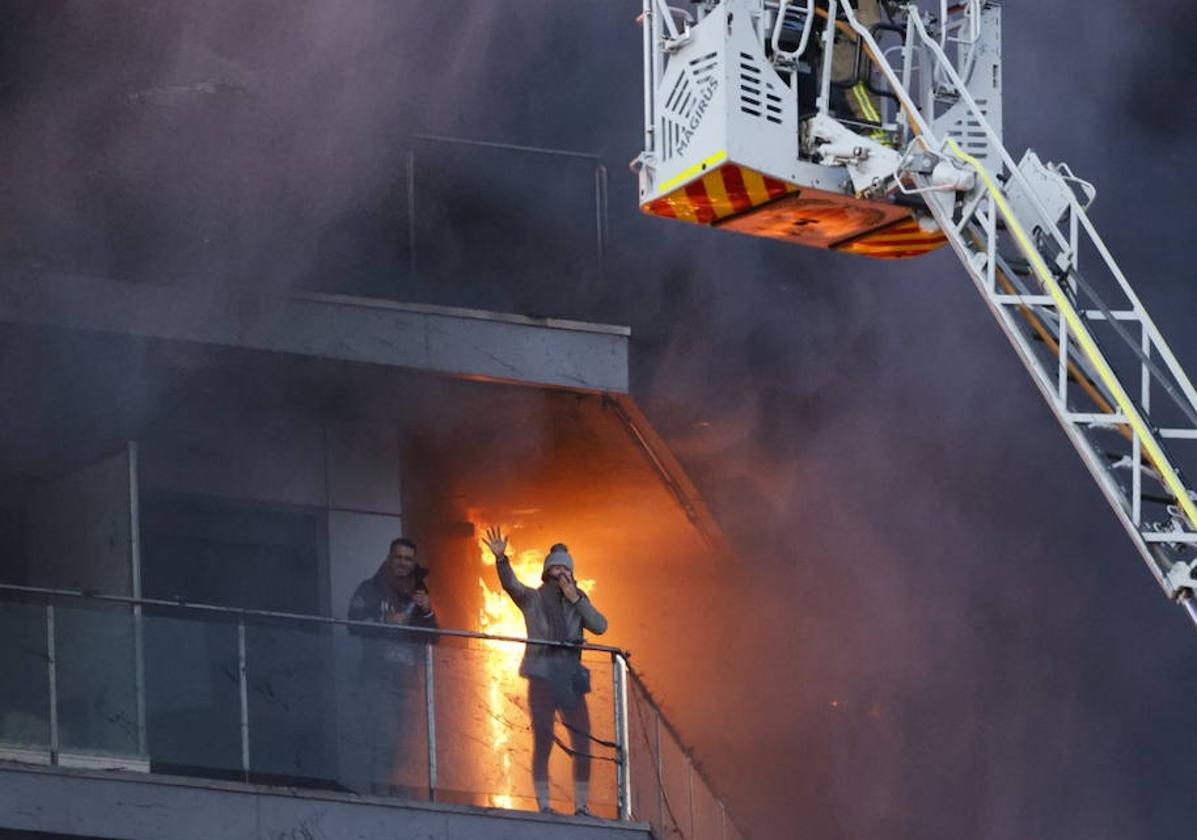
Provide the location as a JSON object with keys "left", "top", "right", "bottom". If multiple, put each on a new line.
{"left": 1166, "top": 559, "right": 1197, "bottom": 596}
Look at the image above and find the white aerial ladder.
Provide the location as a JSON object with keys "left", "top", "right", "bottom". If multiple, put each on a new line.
{"left": 634, "top": 0, "right": 1197, "bottom": 630}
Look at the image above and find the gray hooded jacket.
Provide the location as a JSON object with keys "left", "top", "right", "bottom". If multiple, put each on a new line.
{"left": 495, "top": 556, "right": 608, "bottom": 680}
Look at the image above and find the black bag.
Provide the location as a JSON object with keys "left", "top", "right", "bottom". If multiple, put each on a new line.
{"left": 571, "top": 663, "right": 591, "bottom": 696}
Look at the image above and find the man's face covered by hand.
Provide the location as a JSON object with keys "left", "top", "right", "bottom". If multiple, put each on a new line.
{"left": 546, "top": 564, "right": 581, "bottom": 603}
{"left": 386, "top": 543, "right": 417, "bottom": 581}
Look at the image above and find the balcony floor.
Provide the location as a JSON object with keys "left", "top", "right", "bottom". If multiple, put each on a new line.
{"left": 0, "top": 760, "right": 650, "bottom": 840}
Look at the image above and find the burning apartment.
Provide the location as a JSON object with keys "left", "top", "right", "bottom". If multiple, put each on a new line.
{"left": 0, "top": 2, "right": 754, "bottom": 835}
{"left": 13, "top": 1, "right": 1197, "bottom": 838}
{"left": 0, "top": 266, "right": 748, "bottom": 840}
{"left": 0, "top": 20, "right": 751, "bottom": 816}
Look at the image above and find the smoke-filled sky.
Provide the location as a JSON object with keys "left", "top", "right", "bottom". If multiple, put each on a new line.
{"left": 3, "top": 2, "right": 1197, "bottom": 838}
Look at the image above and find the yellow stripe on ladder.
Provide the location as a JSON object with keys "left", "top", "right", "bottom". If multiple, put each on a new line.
{"left": 946, "top": 138, "right": 1197, "bottom": 535}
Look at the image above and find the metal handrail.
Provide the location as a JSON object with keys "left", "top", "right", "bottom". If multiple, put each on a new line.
{"left": 770, "top": 0, "right": 816, "bottom": 65}
{"left": 0, "top": 582, "right": 629, "bottom": 657}
{"left": 0, "top": 580, "right": 748, "bottom": 835}
{"left": 1, "top": 580, "right": 635, "bottom": 815}
{"left": 403, "top": 132, "right": 609, "bottom": 273}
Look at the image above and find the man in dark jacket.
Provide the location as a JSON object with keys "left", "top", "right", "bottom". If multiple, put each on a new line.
{"left": 484, "top": 526, "right": 608, "bottom": 816}
{"left": 345, "top": 537, "right": 437, "bottom": 795}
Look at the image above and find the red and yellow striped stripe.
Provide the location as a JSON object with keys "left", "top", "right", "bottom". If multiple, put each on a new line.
{"left": 643, "top": 163, "right": 797, "bottom": 224}
{"left": 642, "top": 162, "right": 947, "bottom": 260}
{"left": 834, "top": 217, "right": 947, "bottom": 259}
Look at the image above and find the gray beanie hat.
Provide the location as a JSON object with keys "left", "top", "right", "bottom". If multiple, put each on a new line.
{"left": 541, "top": 543, "right": 574, "bottom": 579}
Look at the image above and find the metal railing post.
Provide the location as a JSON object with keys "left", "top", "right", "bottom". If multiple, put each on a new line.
{"left": 594, "top": 163, "right": 608, "bottom": 273}
{"left": 613, "top": 653, "right": 631, "bottom": 820}
{"left": 425, "top": 641, "right": 437, "bottom": 801}
{"left": 128, "top": 441, "right": 148, "bottom": 760}
{"left": 655, "top": 709, "right": 665, "bottom": 834}
{"left": 816, "top": 0, "right": 839, "bottom": 116}
{"left": 237, "top": 618, "right": 250, "bottom": 783}
{"left": 687, "top": 756, "right": 695, "bottom": 838}
{"left": 642, "top": 0, "right": 654, "bottom": 153}
{"left": 46, "top": 602, "right": 59, "bottom": 765}
{"left": 3, "top": 582, "right": 669, "bottom": 815}
{"left": 406, "top": 147, "right": 417, "bottom": 279}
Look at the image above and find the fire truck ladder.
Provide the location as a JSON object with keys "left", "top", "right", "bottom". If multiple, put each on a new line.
{"left": 842, "top": 2, "right": 1197, "bottom": 629}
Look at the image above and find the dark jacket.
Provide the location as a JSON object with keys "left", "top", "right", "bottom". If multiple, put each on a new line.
{"left": 496, "top": 556, "right": 607, "bottom": 680}
{"left": 348, "top": 565, "right": 438, "bottom": 671}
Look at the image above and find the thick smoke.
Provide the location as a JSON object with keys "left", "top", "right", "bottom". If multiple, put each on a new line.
{"left": 2, "top": 1, "right": 1196, "bottom": 838}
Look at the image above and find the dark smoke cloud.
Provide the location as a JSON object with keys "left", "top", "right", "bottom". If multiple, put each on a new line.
{"left": 2, "top": 1, "right": 1196, "bottom": 838}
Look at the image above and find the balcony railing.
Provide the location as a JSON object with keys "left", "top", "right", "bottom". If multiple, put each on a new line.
{"left": 0, "top": 584, "right": 744, "bottom": 840}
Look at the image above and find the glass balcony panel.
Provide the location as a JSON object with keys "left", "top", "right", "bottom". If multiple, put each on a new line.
{"left": 0, "top": 588, "right": 744, "bottom": 835}
{"left": 245, "top": 617, "right": 343, "bottom": 790}
{"left": 143, "top": 607, "right": 240, "bottom": 778}
{"left": 0, "top": 594, "right": 49, "bottom": 753}
{"left": 690, "top": 768, "right": 723, "bottom": 840}
{"left": 54, "top": 600, "right": 142, "bottom": 760}
{"left": 431, "top": 634, "right": 537, "bottom": 810}
{"left": 430, "top": 636, "right": 618, "bottom": 815}
{"left": 328, "top": 623, "right": 429, "bottom": 798}
{"left": 626, "top": 679, "right": 664, "bottom": 833}
{"left": 577, "top": 650, "right": 618, "bottom": 818}
{"left": 658, "top": 722, "right": 694, "bottom": 839}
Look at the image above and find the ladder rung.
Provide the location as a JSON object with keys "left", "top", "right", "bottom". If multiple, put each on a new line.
{"left": 1084, "top": 309, "right": 1139, "bottom": 322}
{"left": 991, "top": 294, "right": 1055, "bottom": 306}
{"left": 1066, "top": 412, "right": 1128, "bottom": 426}
{"left": 1160, "top": 428, "right": 1197, "bottom": 440}
{"left": 1142, "top": 532, "right": 1197, "bottom": 544}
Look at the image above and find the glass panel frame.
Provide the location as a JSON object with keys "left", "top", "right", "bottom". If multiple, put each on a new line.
{"left": 0, "top": 586, "right": 749, "bottom": 838}
{"left": 0, "top": 594, "right": 50, "bottom": 752}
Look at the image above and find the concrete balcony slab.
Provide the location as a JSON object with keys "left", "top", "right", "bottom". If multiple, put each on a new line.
{"left": 0, "top": 762, "right": 650, "bottom": 840}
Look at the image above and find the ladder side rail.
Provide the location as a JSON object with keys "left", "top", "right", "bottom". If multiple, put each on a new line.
{"left": 961, "top": 202, "right": 1188, "bottom": 595}
{"left": 649, "top": 0, "right": 666, "bottom": 178}
{"left": 1070, "top": 202, "right": 1197, "bottom": 418}
{"left": 986, "top": 256, "right": 1128, "bottom": 420}
{"left": 882, "top": 7, "right": 1196, "bottom": 439}
{"left": 816, "top": 0, "right": 840, "bottom": 116}
{"left": 976, "top": 223, "right": 1134, "bottom": 440}
{"left": 643, "top": 0, "right": 656, "bottom": 156}
{"left": 898, "top": 14, "right": 916, "bottom": 148}
{"left": 906, "top": 10, "right": 1194, "bottom": 437}
{"left": 923, "top": 190, "right": 1175, "bottom": 596}
{"left": 857, "top": 4, "right": 1098, "bottom": 287}
{"left": 845, "top": 3, "right": 1197, "bottom": 527}
{"left": 1020, "top": 172, "right": 1197, "bottom": 427}
{"left": 1066, "top": 258, "right": 1197, "bottom": 431}
{"left": 903, "top": 9, "right": 1075, "bottom": 255}
{"left": 654, "top": 0, "right": 683, "bottom": 41}
{"left": 837, "top": 4, "right": 1197, "bottom": 619}
{"left": 951, "top": 141, "right": 1197, "bottom": 534}
{"left": 837, "top": 4, "right": 1133, "bottom": 409}
{"left": 771, "top": 0, "right": 816, "bottom": 63}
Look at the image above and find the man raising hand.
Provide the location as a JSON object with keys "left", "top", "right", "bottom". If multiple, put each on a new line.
{"left": 484, "top": 526, "right": 607, "bottom": 816}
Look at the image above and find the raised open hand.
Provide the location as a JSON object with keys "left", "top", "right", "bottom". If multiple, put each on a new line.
{"left": 483, "top": 525, "right": 508, "bottom": 560}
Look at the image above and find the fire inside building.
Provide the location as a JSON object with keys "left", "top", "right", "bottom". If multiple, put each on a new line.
{"left": 0, "top": 274, "right": 741, "bottom": 839}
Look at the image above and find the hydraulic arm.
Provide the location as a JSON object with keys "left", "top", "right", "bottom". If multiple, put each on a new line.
{"left": 636, "top": 0, "right": 1197, "bottom": 630}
